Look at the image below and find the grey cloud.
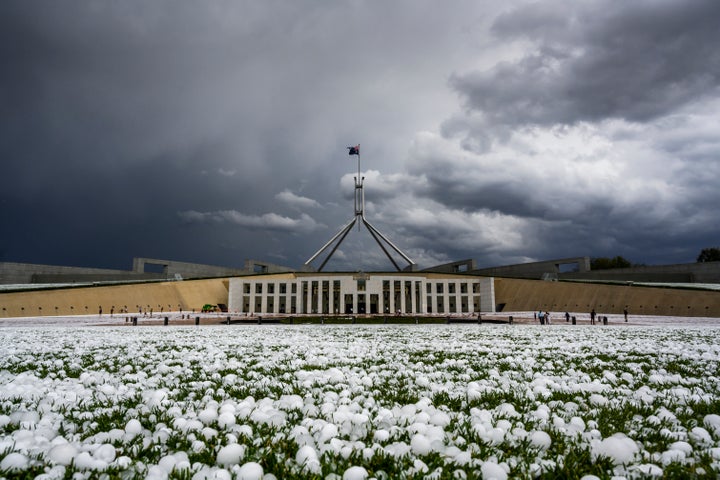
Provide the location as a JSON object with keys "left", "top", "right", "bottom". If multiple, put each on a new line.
{"left": 3, "top": 0, "right": 719, "bottom": 272}
{"left": 3, "top": 0, "right": 484, "bottom": 269}
{"left": 450, "top": 0, "right": 720, "bottom": 128}
{"left": 400, "top": 108, "right": 720, "bottom": 265}
{"left": 275, "top": 190, "right": 321, "bottom": 210}
{"left": 178, "top": 210, "right": 324, "bottom": 234}
{"left": 340, "top": 170, "right": 429, "bottom": 203}
{"left": 374, "top": 0, "right": 720, "bottom": 267}
{"left": 409, "top": 0, "right": 720, "bottom": 269}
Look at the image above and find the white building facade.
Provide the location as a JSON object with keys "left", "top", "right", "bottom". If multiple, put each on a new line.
{"left": 228, "top": 273, "right": 495, "bottom": 315}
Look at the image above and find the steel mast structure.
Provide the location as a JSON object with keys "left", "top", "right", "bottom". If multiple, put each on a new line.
{"left": 304, "top": 145, "right": 416, "bottom": 272}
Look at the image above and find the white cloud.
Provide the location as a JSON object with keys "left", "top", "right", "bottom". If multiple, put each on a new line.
{"left": 339, "top": 169, "right": 429, "bottom": 202}
{"left": 218, "top": 168, "right": 236, "bottom": 177}
{"left": 275, "top": 190, "right": 321, "bottom": 210}
{"left": 178, "top": 210, "right": 324, "bottom": 234}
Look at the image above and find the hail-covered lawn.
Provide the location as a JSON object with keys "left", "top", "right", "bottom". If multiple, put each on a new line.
{"left": 1, "top": 325, "right": 719, "bottom": 479}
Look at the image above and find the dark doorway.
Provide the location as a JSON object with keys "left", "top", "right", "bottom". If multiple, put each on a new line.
{"left": 357, "top": 294, "right": 366, "bottom": 314}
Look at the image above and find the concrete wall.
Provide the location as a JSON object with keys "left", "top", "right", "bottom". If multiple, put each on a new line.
{"left": 561, "top": 261, "right": 720, "bottom": 283}
{"left": 242, "top": 259, "right": 295, "bottom": 274}
{"left": 494, "top": 278, "right": 720, "bottom": 317}
{"left": 472, "top": 257, "right": 591, "bottom": 279}
{"left": 132, "top": 257, "right": 249, "bottom": 278}
{"left": 0, "top": 262, "right": 132, "bottom": 285}
{"left": 0, "top": 278, "right": 229, "bottom": 318}
{"left": 0, "top": 258, "right": 257, "bottom": 285}
{"left": 422, "top": 259, "right": 478, "bottom": 274}
{"left": 471, "top": 257, "right": 720, "bottom": 284}
{"left": 31, "top": 273, "right": 162, "bottom": 283}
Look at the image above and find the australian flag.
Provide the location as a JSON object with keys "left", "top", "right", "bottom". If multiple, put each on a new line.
{"left": 348, "top": 145, "right": 360, "bottom": 155}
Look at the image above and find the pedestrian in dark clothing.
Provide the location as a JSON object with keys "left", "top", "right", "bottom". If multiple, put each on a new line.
{"left": 590, "top": 309, "right": 596, "bottom": 325}
{"left": 623, "top": 308, "right": 628, "bottom": 322}
{"left": 565, "top": 312, "right": 570, "bottom": 322}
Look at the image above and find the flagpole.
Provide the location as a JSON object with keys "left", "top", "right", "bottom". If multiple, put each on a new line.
{"left": 357, "top": 145, "right": 361, "bottom": 231}
{"left": 304, "top": 143, "right": 416, "bottom": 272}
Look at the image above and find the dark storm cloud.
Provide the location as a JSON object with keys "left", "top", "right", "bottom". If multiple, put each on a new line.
{"left": 3, "top": 0, "right": 719, "bottom": 273}
{"left": 0, "top": 0, "right": 489, "bottom": 270}
{"left": 0, "top": 1, "right": 333, "bottom": 267}
{"left": 379, "top": 0, "right": 720, "bottom": 268}
{"left": 450, "top": 0, "right": 720, "bottom": 128}
{"left": 381, "top": 0, "right": 720, "bottom": 268}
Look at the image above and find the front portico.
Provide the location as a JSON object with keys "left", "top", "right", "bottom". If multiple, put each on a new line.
{"left": 228, "top": 272, "right": 495, "bottom": 315}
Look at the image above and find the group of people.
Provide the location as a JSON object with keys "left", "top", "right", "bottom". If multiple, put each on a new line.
{"left": 535, "top": 310, "right": 574, "bottom": 324}
{"left": 591, "top": 308, "right": 629, "bottom": 324}
{"left": 536, "top": 307, "right": 629, "bottom": 325}
{"left": 535, "top": 310, "right": 554, "bottom": 324}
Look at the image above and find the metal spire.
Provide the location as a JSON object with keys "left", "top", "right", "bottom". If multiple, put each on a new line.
{"left": 304, "top": 145, "right": 416, "bottom": 272}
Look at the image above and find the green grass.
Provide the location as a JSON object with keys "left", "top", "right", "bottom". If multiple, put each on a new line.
{"left": 1, "top": 326, "right": 718, "bottom": 479}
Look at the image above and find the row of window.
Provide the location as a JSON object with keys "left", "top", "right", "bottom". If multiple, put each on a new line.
{"left": 242, "top": 280, "right": 481, "bottom": 295}
{"left": 237, "top": 293, "right": 482, "bottom": 314}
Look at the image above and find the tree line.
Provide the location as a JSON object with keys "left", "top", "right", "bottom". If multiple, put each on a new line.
{"left": 590, "top": 247, "right": 720, "bottom": 270}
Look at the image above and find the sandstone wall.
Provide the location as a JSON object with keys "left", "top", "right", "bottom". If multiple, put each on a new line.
{"left": 0, "top": 279, "right": 228, "bottom": 318}
{"left": 494, "top": 278, "right": 720, "bottom": 317}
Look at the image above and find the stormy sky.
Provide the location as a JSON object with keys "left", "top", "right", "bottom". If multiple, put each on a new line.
{"left": 2, "top": 0, "right": 719, "bottom": 272}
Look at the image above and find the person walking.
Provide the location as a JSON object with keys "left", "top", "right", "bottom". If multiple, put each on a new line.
{"left": 590, "top": 308, "right": 596, "bottom": 325}
{"left": 623, "top": 308, "right": 628, "bottom": 322}
{"left": 545, "top": 311, "right": 551, "bottom": 325}
{"left": 565, "top": 311, "right": 570, "bottom": 322}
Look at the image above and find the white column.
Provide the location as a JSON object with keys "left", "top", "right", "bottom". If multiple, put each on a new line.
{"left": 479, "top": 277, "right": 495, "bottom": 312}
{"left": 443, "top": 282, "right": 450, "bottom": 314}
{"left": 306, "top": 283, "right": 312, "bottom": 314}
{"left": 261, "top": 282, "right": 268, "bottom": 314}
{"left": 431, "top": 282, "right": 437, "bottom": 313}
{"left": 410, "top": 281, "right": 415, "bottom": 313}
{"left": 416, "top": 281, "right": 422, "bottom": 313}
{"left": 249, "top": 283, "right": 255, "bottom": 314}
